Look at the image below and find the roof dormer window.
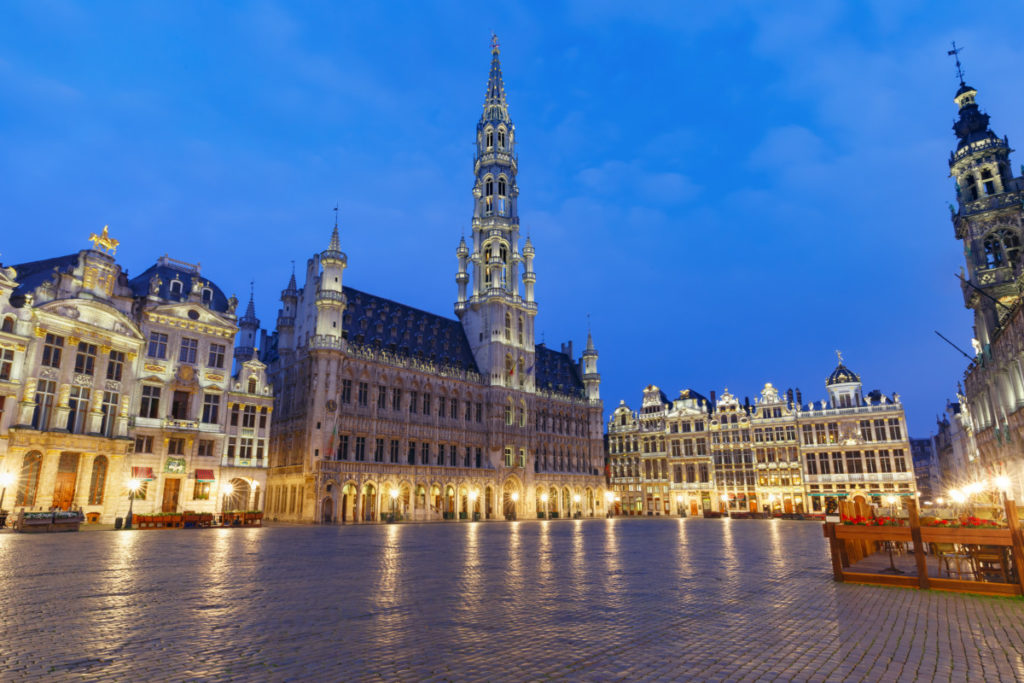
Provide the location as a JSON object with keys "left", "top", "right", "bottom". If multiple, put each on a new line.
{"left": 170, "top": 280, "right": 183, "bottom": 296}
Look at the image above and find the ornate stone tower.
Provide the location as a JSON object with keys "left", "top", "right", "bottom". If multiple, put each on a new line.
{"left": 582, "top": 330, "right": 600, "bottom": 401}
{"left": 456, "top": 35, "right": 537, "bottom": 390}
{"left": 314, "top": 223, "right": 347, "bottom": 345}
{"left": 235, "top": 286, "right": 260, "bottom": 363}
{"left": 949, "top": 47, "right": 1024, "bottom": 349}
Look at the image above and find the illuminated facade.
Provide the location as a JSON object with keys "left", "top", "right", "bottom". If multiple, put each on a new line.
{"left": 0, "top": 234, "right": 271, "bottom": 523}
{"left": 947, "top": 65, "right": 1024, "bottom": 499}
{"left": 606, "top": 358, "right": 915, "bottom": 515}
{"left": 261, "top": 40, "right": 606, "bottom": 523}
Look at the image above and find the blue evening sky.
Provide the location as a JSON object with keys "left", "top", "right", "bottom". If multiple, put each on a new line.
{"left": 2, "top": 2, "right": 1022, "bottom": 436}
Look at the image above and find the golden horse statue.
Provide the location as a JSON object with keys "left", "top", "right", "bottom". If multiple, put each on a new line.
{"left": 88, "top": 225, "right": 119, "bottom": 255}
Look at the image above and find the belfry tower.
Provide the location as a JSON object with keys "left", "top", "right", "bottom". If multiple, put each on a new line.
{"left": 949, "top": 44, "right": 1024, "bottom": 349}
{"left": 457, "top": 35, "right": 537, "bottom": 390}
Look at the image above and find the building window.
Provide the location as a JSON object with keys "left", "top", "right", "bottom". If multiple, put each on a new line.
{"left": 0, "top": 348, "right": 13, "bottom": 381}
{"left": 337, "top": 434, "right": 349, "bottom": 460}
{"left": 505, "top": 402, "right": 513, "bottom": 425}
{"left": 88, "top": 455, "right": 108, "bottom": 505}
{"left": 140, "top": 385, "right": 161, "bottom": 418}
{"left": 422, "top": 393, "right": 431, "bottom": 414}
{"left": 197, "top": 439, "right": 214, "bottom": 457}
{"left": 259, "top": 407, "right": 268, "bottom": 429}
{"left": 465, "top": 400, "right": 472, "bottom": 421}
{"left": 389, "top": 439, "right": 399, "bottom": 463}
{"left": 450, "top": 398, "right": 458, "bottom": 419}
{"left": 74, "top": 342, "right": 98, "bottom": 375}
{"left": 439, "top": 397, "right": 446, "bottom": 418}
{"left": 168, "top": 438, "right": 185, "bottom": 455}
{"left": 202, "top": 393, "right": 220, "bottom": 424}
{"left": 179, "top": 337, "right": 198, "bottom": 364}
{"left": 354, "top": 436, "right": 366, "bottom": 461}
{"left": 239, "top": 438, "right": 253, "bottom": 459}
{"left": 438, "top": 444, "right": 446, "bottom": 466}
{"left": 475, "top": 447, "right": 482, "bottom": 468}
{"left": 99, "top": 391, "right": 119, "bottom": 437}
{"left": 230, "top": 405, "right": 239, "bottom": 426}
{"left": 888, "top": 419, "right": 902, "bottom": 441}
{"left": 247, "top": 377, "right": 257, "bottom": 394}
{"left": 147, "top": 332, "right": 168, "bottom": 359}
{"left": 106, "top": 350, "right": 125, "bottom": 381}
{"left": 193, "top": 481, "right": 211, "bottom": 500}
{"left": 41, "top": 333, "right": 63, "bottom": 368}
{"left": 504, "top": 447, "right": 513, "bottom": 468}
{"left": 31, "top": 380, "right": 57, "bottom": 430}
{"left": 408, "top": 440, "right": 416, "bottom": 465}
{"left": 378, "top": 386, "right": 387, "bottom": 410}
{"left": 256, "top": 439, "right": 265, "bottom": 460}
{"left": 392, "top": 388, "right": 402, "bottom": 411}
{"left": 504, "top": 313, "right": 511, "bottom": 340}
{"left": 134, "top": 435, "right": 153, "bottom": 453}
{"left": 374, "top": 438, "right": 384, "bottom": 462}
{"left": 357, "top": 382, "right": 368, "bottom": 406}
{"left": 208, "top": 344, "right": 226, "bottom": 369}
{"left": 341, "top": 379, "right": 352, "bottom": 404}
{"left": 476, "top": 403, "right": 483, "bottom": 423}
{"left": 242, "top": 405, "right": 256, "bottom": 428}
{"left": 66, "top": 386, "right": 90, "bottom": 434}
{"left": 518, "top": 448, "right": 527, "bottom": 468}
{"left": 420, "top": 442, "right": 429, "bottom": 465}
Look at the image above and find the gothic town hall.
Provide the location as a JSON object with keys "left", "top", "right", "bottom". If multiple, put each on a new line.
{"left": 261, "top": 41, "right": 607, "bottom": 523}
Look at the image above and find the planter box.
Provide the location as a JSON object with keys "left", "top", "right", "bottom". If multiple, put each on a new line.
{"left": 14, "top": 511, "right": 83, "bottom": 533}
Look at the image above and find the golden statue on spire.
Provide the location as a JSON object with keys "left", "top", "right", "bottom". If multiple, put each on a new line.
{"left": 835, "top": 349, "right": 844, "bottom": 364}
{"left": 88, "top": 225, "right": 119, "bottom": 255}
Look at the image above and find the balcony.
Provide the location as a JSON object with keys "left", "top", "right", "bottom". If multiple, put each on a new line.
{"left": 164, "top": 418, "right": 199, "bottom": 431}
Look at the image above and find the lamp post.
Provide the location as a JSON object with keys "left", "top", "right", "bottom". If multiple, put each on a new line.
{"left": 469, "top": 489, "right": 479, "bottom": 521}
{"left": 389, "top": 488, "right": 399, "bottom": 523}
{"left": 573, "top": 493, "right": 581, "bottom": 519}
{"left": 221, "top": 482, "right": 235, "bottom": 524}
{"left": 604, "top": 491, "right": 614, "bottom": 518}
{"left": 720, "top": 493, "right": 730, "bottom": 518}
{"left": 510, "top": 491, "right": 519, "bottom": 521}
{"left": 675, "top": 494, "right": 683, "bottom": 518}
{"left": 541, "top": 492, "right": 549, "bottom": 520}
{"left": 881, "top": 494, "right": 904, "bottom": 575}
{"left": 125, "top": 478, "right": 142, "bottom": 530}
{"left": 767, "top": 493, "right": 777, "bottom": 518}
{"left": 614, "top": 495, "right": 621, "bottom": 516}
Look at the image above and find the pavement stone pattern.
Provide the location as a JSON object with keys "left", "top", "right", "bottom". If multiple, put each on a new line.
{"left": 0, "top": 518, "right": 1022, "bottom": 682}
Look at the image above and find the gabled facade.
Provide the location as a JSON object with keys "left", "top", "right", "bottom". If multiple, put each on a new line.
{"left": 607, "top": 359, "right": 915, "bottom": 516}
{"left": 0, "top": 233, "right": 272, "bottom": 523}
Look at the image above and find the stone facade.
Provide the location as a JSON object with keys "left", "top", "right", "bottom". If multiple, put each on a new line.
{"left": 0, "top": 234, "right": 271, "bottom": 523}
{"left": 947, "top": 68, "right": 1024, "bottom": 499}
{"left": 606, "top": 359, "right": 915, "bottom": 516}
{"left": 260, "top": 39, "right": 607, "bottom": 523}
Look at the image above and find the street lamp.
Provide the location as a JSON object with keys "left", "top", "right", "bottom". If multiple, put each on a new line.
{"left": 125, "top": 478, "right": 142, "bottom": 530}
{"left": 604, "top": 491, "right": 613, "bottom": 518}
{"left": 541, "top": 492, "right": 549, "bottom": 520}
{"left": 720, "top": 493, "right": 730, "bottom": 518}
{"left": 510, "top": 491, "right": 519, "bottom": 521}
{"left": 675, "top": 494, "right": 683, "bottom": 518}
{"left": 573, "top": 493, "right": 581, "bottom": 519}
{"left": 389, "top": 488, "right": 399, "bottom": 523}
{"left": 469, "top": 489, "right": 479, "bottom": 521}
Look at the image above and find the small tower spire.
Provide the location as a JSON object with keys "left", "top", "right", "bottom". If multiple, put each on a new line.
{"left": 235, "top": 279, "right": 260, "bottom": 363}
{"left": 329, "top": 205, "right": 341, "bottom": 253}
{"left": 484, "top": 33, "right": 508, "bottom": 121}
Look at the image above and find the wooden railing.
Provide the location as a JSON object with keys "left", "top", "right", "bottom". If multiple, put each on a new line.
{"left": 823, "top": 498, "right": 1024, "bottom": 597}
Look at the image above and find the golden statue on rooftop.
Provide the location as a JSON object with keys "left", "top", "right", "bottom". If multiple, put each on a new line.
{"left": 88, "top": 225, "right": 119, "bottom": 255}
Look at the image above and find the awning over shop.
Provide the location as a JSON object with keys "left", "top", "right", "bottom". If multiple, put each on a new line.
{"left": 195, "top": 469, "right": 216, "bottom": 482}
{"left": 132, "top": 466, "right": 155, "bottom": 481}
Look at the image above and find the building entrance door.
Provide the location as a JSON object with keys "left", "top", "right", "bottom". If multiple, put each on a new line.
{"left": 162, "top": 478, "right": 181, "bottom": 512}
{"left": 690, "top": 500, "right": 699, "bottom": 516}
{"left": 52, "top": 453, "right": 80, "bottom": 510}
{"left": 783, "top": 498, "right": 794, "bottom": 514}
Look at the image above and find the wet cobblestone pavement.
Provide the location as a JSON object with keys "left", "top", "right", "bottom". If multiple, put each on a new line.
{"left": 1, "top": 518, "right": 1023, "bottom": 681}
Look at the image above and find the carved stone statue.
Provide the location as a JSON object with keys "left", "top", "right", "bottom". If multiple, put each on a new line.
{"left": 149, "top": 274, "right": 162, "bottom": 296}
{"left": 227, "top": 295, "right": 238, "bottom": 314}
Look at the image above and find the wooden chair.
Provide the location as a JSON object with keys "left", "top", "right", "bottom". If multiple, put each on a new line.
{"left": 971, "top": 546, "right": 1010, "bottom": 583}
{"left": 933, "top": 543, "right": 973, "bottom": 579}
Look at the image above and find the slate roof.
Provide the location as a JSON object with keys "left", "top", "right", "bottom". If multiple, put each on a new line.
{"left": 342, "top": 286, "right": 479, "bottom": 373}
{"left": 10, "top": 253, "right": 81, "bottom": 302}
{"left": 534, "top": 344, "right": 584, "bottom": 398}
{"left": 826, "top": 363, "right": 861, "bottom": 386}
{"left": 128, "top": 263, "right": 232, "bottom": 313}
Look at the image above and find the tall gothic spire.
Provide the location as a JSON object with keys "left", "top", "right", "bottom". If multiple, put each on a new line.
{"left": 484, "top": 33, "right": 509, "bottom": 123}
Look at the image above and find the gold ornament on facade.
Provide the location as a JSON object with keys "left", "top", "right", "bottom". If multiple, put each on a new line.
{"left": 33, "top": 327, "right": 46, "bottom": 338}
{"left": 88, "top": 225, "right": 119, "bottom": 255}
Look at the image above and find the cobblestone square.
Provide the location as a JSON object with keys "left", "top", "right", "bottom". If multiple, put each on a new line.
{"left": 1, "top": 518, "right": 1023, "bottom": 681}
